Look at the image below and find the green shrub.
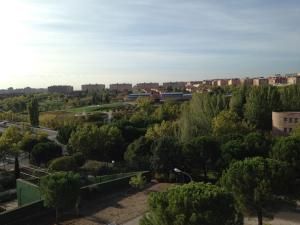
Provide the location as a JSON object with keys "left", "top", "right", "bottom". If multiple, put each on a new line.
{"left": 49, "top": 156, "right": 76, "bottom": 172}
{"left": 72, "top": 152, "right": 86, "bottom": 167}
{"left": 129, "top": 173, "right": 147, "bottom": 189}
{"left": 30, "top": 142, "right": 62, "bottom": 166}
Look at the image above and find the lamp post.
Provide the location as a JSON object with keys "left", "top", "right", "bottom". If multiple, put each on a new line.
{"left": 174, "top": 168, "right": 193, "bottom": 182}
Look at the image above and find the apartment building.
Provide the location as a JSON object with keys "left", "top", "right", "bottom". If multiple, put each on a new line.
{"left": 240, "top": 78, "right": 253, "bottom": 86}
{"left": 135, "top": 82, "right": 159, "bottom": 90}
{"left": 162, "top": 82, "right": 186, "bottom": 90}
{"left": 228, "top": 79, "right": 240, "bottom": 86}
{"left": 217, "top": 79, "right": 228, "bottom": 87}
{"left": 253, "top": 78, "right": 268, "bottom": 86}
{"left": 81, "top": 84, "right": 105, "bottom": 92}
{"left": 109, "top": 83, "right": 132, "bottom": 92}
{"left": 268, "top": 76, "right": 287, "bottom": 85}
{"left": 48, "top": 85, "right": 74, "bottom": 94}
{"left": 272, "top": 112, "right": 300, "bottom": 136}
{"left": 287, "top": 76, "right": 300, "bottom": 85}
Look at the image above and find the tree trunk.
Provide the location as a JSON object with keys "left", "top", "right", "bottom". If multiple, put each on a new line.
{"left": 203, "top": 164, "right": 207, "bottom": 181}
{"left": 257, "top": 209, "right": 263, "bottom": 225}
{"left": 14, "top": 156, "right": 20, "bottom": 179}
{"left": 56, "top": 207, "right": 59, "bottom": 224}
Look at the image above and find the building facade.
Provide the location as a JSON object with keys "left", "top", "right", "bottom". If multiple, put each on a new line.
{"left": 268, "top": 76, "right": 287, "bottom": 85}
{"left": 228, "top": 79, "right": 240, "bottom": 86}
{"left": 272, "top": 111, "right": 300, "bottom": 136}
{"left": 109, "top": 83, "right": 132, "bottom": 92}
{"left": 135, "top": 82, "right": 159, "bottom": 90}
{"left": 253, "top": 78, "right": 269, "bottom": 86}
{"left": 162, "top": 82, "right": 186, "bottom": 90}
{"left": 48, "top": 85, "right": 74, "bottom": 94}
{"left": 217, "top": 79, "right": 228, "bottom": 86}
{"left": 287, "top": 76, "right": 300, "bottom": 85}
{"left": 82, "top": 84, "right": 105, "bottom": 92}
{"left": 240, "top": 78, "right": 253, "bottom": 86}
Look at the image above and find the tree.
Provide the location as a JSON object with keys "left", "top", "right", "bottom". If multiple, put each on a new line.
{"left": 151, "top": 136, "right": 182, "bottom": 180}
{"left": 0, "top": 126, "right": 23, "bottom": 179}
{"left": 20, "top": 131, "right": 49, "bottom": 156}
{"left": 57, "top": 124, "right": 77, "bottom": 145}
{"left": 179, "top": 93, "right": 229, "bottom": 141}
{"left": 244, "top": 86, "right": 281, "bottom": 130}
{"left": 243, "top": 132, "right": 270, "bottom": 157}
{"left": 270, "top": 136, "right": 300, "bottom": 176}
{"left": 40, "top": 172, "right": 81, "bottom": 224}
{"left": 220, "top": 139, "right": 246, "bottom": 169}
{"left": 140, "top": 182, "right": 243, "bottom": 225}
{"left": 68, "top": 124, "right": 124, "bottom": 162}
{"left": 145, "top": 121, "right": 178, "bottom": 141}
{"left": 124, "top": 136, "right": 152, "bottom": 170}
{"left": 230, "top": 85, "right": 248, "bottom": 118}
{"left": 220, "top": 157, "right": 294, "bottom": 225}
{"left": 183, "top": 136, "right": 219, "bottom": 181}
{"left": 212, "top": 110, "right": 253, "bottom": 142}
{"left": 28, "top": 97, "right": 39, "bottom": 127}
{"left": 30, "top": 142, "right": 62, "bottom": 166}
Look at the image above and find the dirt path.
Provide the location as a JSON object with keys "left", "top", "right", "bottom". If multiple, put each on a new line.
{"left": 61, "top": 182, "right": 171, "bottom": 225}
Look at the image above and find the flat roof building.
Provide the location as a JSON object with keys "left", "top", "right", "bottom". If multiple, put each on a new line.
{"left": 253, "top": 78, "right": 268, "bottom": 86}
{"left": 135, "top": 83, "right": 159, "bottom": 91}
{"left": 287, "top": 76, "right": 300, "bottom": 85}
{"left": 48, "top": 85, "right": 74, "bottom": 94}
{"left": 272, "top": 111, "right": 300, "bottom": 136}
{"left": 240, "top": 78, "right": 253, "bottom": 86}
{"left": 109, "top": 83, "right": 132, "bottom": 92}
{"left": 228, "top": 79, "right": 240, "bottom": 86}
{"left": 82, "top": 84, "right": 105, "bottom": 92}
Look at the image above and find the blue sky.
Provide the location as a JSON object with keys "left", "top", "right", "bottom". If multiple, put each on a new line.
{"left": 0, "top": 0, "right": 300, "bottom": 89}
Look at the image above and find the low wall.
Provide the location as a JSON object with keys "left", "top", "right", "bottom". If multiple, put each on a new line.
{"left": 0, "top": 200, "right": 53, "bottom": 225}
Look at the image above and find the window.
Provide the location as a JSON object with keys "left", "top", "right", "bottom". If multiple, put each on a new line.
{"left": 284, "top": 128, "right": 287, "bottom": 133}
{"left": 289, "top": 118, "right": 293, "bottom": 123}
{"left": 284, "top": 117, "right": 288, "bottom": 122}
{"left": 295, "top": 118, "right": 298, "bottom": 123}
{"left": 289, "top": 128, "right": 293, "bottom": 132}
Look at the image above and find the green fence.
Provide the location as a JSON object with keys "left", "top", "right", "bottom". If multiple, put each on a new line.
{"left": 16, "top": 179, "right": 41, "bottom": 207}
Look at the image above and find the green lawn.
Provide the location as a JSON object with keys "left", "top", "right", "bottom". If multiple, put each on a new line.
{"left": 67, "top": 102, "right": 129, "bottom": 113}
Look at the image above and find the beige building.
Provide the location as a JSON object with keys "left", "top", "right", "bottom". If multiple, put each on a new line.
{"left": 109, "top": 83, "right": 132, "bottom": 92}
{"left": 272, "top": 112, "right": 300, "bottom": 136}
{"left": 135, "top": 82, "right": 159, "bottom": 90}
{"left": 287, "top": 76, "right": 300, "bottom": 85}
{"left": 228, "top": 79, "right": 240, "bottom": 86}
{"left": 240, "top": 78, "right": 253, "bottom": 86}
{"left": 217, "top": 79, "right": 228, "bottom": 86}
{"left": 48, "top": 85, "right": 73, "bottom": 94}
{"left": 82, "top": 84, "right": 105, "bottom": 92}
{"left": 253, "top": 78, "right": 268, "bottom": 86}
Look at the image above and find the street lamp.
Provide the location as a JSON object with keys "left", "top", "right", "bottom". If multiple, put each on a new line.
{"left": 174, "top": 168, "right": 193, "bottom": 182}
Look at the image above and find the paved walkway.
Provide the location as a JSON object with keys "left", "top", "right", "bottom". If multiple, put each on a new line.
{"left": 122, "top": 216, "right": 143, "bottom": 225}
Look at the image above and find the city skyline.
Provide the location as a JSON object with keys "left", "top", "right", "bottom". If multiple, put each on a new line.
{"left": 1, "top": 0, "right": 300, "bottom": 89}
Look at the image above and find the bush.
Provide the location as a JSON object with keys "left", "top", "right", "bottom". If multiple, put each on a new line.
{"left": 129, "top": 173, "right": 147, "bottom": 189}
{"left": 72, "top": 152, "right": 86, "bottom": 167}
{"left": 30, "top": 142, "right": 62, "bottom": 166}
{"left": 49, "top": 156, "right": 76, "bottom": 172}
{"left": 81, "top": 160, "right": 108, "bottom": 176}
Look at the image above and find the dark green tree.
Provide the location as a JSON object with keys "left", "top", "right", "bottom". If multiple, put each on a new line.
{"left": 270, "top": 136, "right": 300, "bottom": 176}
{"left": 30, "top": 142, "right": 62, "bottom": 166}
{"left": 140, "top": 182, "right": 243, "bottom": 225}
{"left": 124, "top": 136, "right": 153, "bottom": 170}
{"left": 40, "top": 172, "right": 81, "bottom": 224}
{"left": 221, "top": 157, "right": 294, "bottom": 225}
{"left": 28, "top": 97, "right": 39, "bottom": 127}
{"left": 244, "top": 86, "right": 281, "bottom": 130}
{"left": 151, "top": 136, "right": 182, "bottom": 180}
{"left": 183, "top": 136, "right": 219, "bottom": 181}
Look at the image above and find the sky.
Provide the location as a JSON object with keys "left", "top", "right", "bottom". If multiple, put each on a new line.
{"left": 0, "top": 0, "right": 300, "bottom": 89}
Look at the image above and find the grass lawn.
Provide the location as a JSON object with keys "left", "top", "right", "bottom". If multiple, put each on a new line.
{"left": 67, "top": 102, "right": 130, "bottom": 113}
